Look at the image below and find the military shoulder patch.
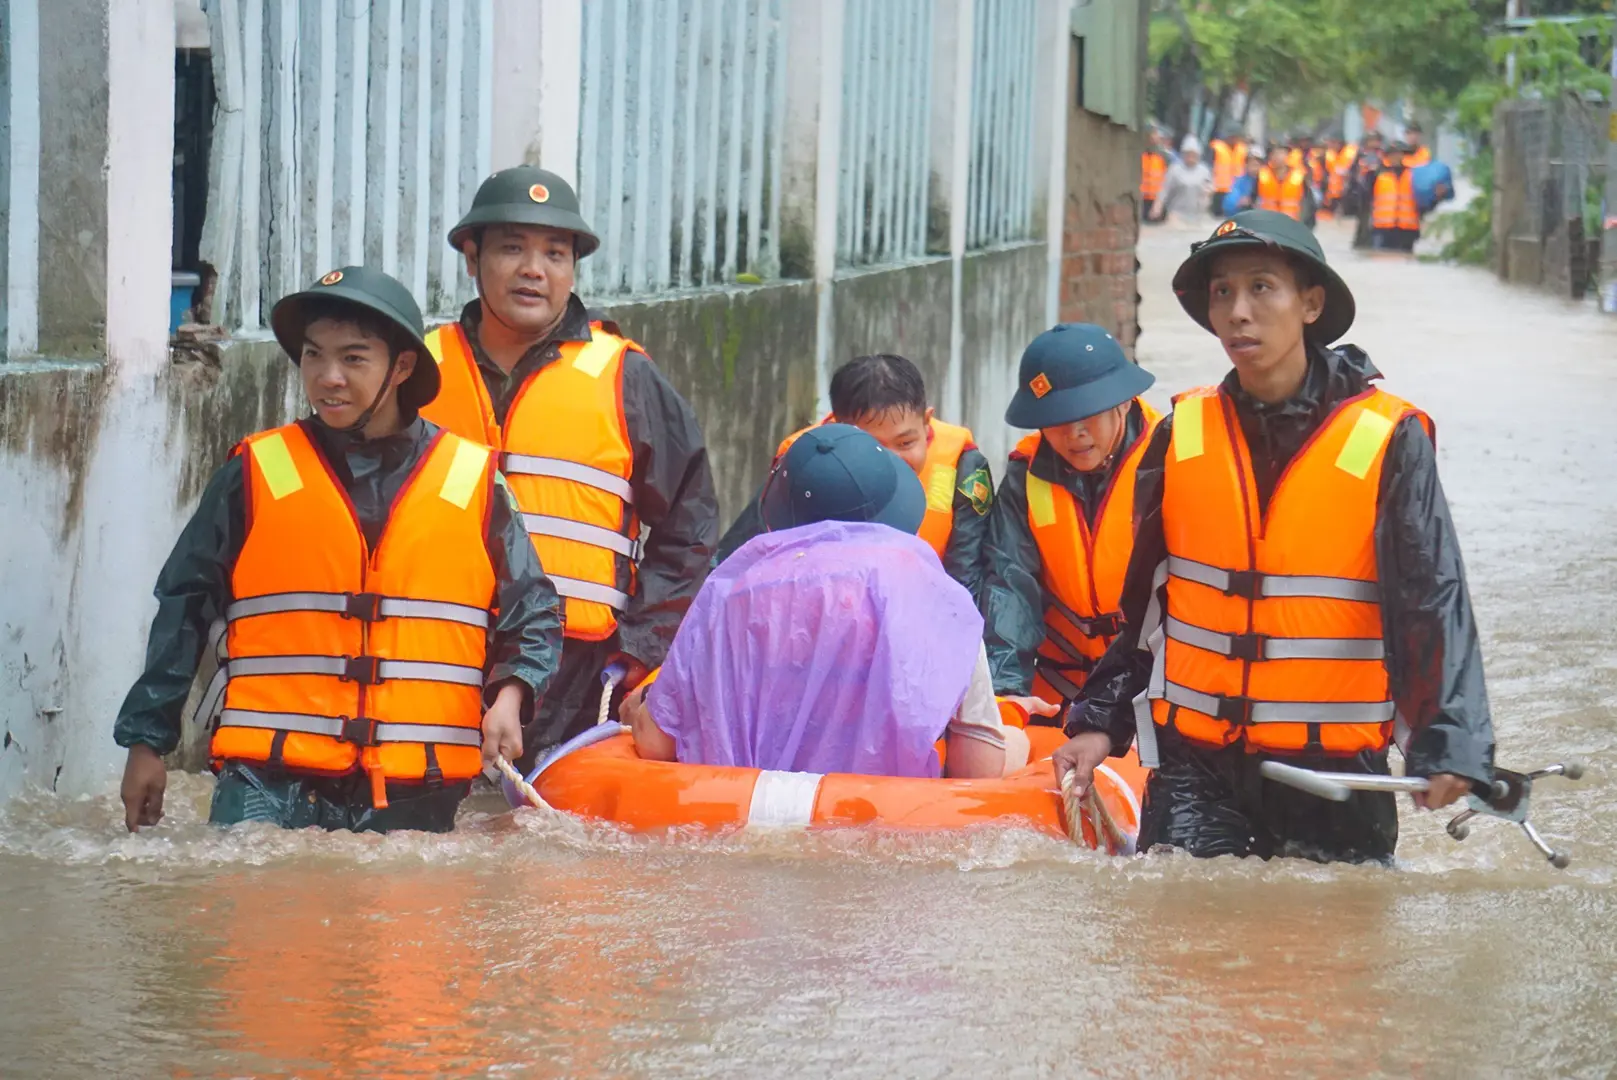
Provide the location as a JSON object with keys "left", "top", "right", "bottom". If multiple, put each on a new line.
{"left": 959, "top": 466, "right": 993, "bottom": 516}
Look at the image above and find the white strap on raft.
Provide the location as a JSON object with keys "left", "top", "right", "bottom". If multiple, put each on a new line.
{"left": 747, "top": 770, "right": 824, "bottom": 829}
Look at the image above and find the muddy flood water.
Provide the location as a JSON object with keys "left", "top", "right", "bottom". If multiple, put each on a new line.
{"left": 3, "top": 223, "right": 1614, "bottom": 1079}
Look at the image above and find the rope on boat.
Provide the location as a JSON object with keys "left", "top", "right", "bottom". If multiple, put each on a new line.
{"left": 1061, "top": 770, "right": 1129, "bottom": 855}
{"left": 496, "top": 754, "right": 551, "bottom": 811}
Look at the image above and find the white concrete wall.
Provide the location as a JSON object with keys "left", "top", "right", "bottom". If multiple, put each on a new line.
{"left": 0, "top": 0, "right": 1080, "bottom": 805}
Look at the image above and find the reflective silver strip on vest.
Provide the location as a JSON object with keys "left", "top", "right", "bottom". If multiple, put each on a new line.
{"left": 501, "top": 454, "right": 635, "bottom": 504}
{"left": 1161, "top": 681, "right": 1395, "bottom": 725}
{"left": 1166, "top": 555, "right": 1379, "bottom": 603}
{"left": 1165, "top": 616, "right": 1386, "bottom": 661}
{"left": 224, "top": 655, "right": 484, "bottom": 687}
{"left": 226, "top": 592, "right": 490, "bottom": 628}
{"left": 549, "top": 575, "right": 631, "bottom": 611}
{"left": 216, "top": 709, "right": 482, "bottom": 747}
{"left": 522, "top": 513, "right": 642, "bottom": 559}
{"left": 1034, "top": 660, "right": 1084, "bottom": 703}
{"left": 1047, "top": 595, "right": 1118, "bottom": 639}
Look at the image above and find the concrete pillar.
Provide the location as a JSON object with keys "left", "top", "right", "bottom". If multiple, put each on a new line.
{"left": 1601, "top": 10, "right": 1617, "bottom": 314}
{"left": 59, "top": 0, "right": 177, "bottom": 796}
{"left": 802, "top": 0, "right": 844, "bottom": 413}
{"left": 489, "top": 0, "right": 575, "bottom": 173}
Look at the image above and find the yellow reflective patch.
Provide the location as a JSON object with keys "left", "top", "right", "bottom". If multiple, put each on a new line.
{"left": 1172, "top": 397, "right": 1205, "bottom": 461}
{"left": 925, "top": 464, "right": 957, "bottom": 513}
{"left": 572, "top": 340, "right": 617, "bottom": 378}
{"left": 1026, "top": 473, "right": 1056, "bottom": 528}
{"left": 252, "top": 432, "right": 304, "bottom": 500}
{"left": 1334, "top": 408, "right": 1395, "bottom": 480}
{"left": 438, "top": 438, "right": 488, "bottom": 509}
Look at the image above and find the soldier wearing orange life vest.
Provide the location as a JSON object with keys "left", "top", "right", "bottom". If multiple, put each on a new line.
{"left": 422, "top": 166, "right": 718, "bottom": 761}
{"left": 715, "top": 353, "right": 995, "bottom": 597}
{"left": 114, "top": 267, "right": 563, "bottom": 833}
{"left": 1371, "top": 143, "right": 1422, "bottom": 253}
{"left": 1256, "top": 143, "right": 1311, "bottom": 225}
{"left": 1052, "top": 211, "right": 1496, "bottom": 863}
{"left": 980, "top": 325, "right": 1161, "bottom": 713}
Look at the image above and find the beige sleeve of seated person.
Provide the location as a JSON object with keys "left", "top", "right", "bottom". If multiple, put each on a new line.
{"left": 946, "top": 644, "right": 1031, "bottom": 775}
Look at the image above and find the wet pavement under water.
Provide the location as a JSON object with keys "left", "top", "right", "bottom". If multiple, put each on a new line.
{"left": 3, "top": 222, "right": 1615, "bottom": 1079}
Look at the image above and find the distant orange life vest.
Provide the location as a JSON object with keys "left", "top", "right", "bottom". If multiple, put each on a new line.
{"left": 1405, "top": 145, "right": 1432, "bottom": 168}
{"left": 776, "top": 416, "right": 975, "bottom": 560}
{"left": 1258, "top": 167, "right": 1306, "bottom": 220}
{"left": 210, "top": 423, "right": 497, "bottom": 807}
{"left": 1328, "top": 145, "right": 1358, "bottom": 201}
{"left": 1018, "top": 398, "right": 1163, "bottom": 706}
{"left": 1149, "top": 386, "right": 1430, "bottom": 756}
{"left": 1372, "top": 169, "right": 1420, "bottom": 231}
{"left": 1141, "top": 152, "right": 1167, "bottom": 201}
{"left": 422, "top": 321, "right": 643, "bottom": 642}
{"left": 1210, "top": 140, "right": 1235, "bottom": 193}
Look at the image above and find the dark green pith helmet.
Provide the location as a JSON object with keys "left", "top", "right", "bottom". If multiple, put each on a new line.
{"left": 448, "top": 166, "right": 601, "bottom": 257}
{"left": 1171, "top": 209, "right": 1357, "bottom": 345}
{"left": 1004, "top": 323, "right": 1154, "bottom": 430}
{"left": 269, "top": 265, "right": 439, "bottom": 410}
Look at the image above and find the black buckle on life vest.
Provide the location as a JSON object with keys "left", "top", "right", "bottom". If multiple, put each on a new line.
{"left": 1081, "top": 612, "right": 1123, "bottom": 637}
{"left": 1227, "top": 632, "right": 1269, "bottom": 662}
{"left": 338, "top": 716, "right": 380, "bottom": 747}
{"left": 344, "top": 592, "right": 386, "bottom": 622}
{"left": 340, "top": 655, "right": 384, "bottom": 685}
{"left": 1221, "top": 570, "right": 1262, "bottom": 599}
{"left": 1209, "top": 694, "right": 1255, "bottom": 726}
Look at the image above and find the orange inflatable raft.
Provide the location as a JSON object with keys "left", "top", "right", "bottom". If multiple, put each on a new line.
{"left": 531, "top": 724, "right": 1150, "bottom": 854}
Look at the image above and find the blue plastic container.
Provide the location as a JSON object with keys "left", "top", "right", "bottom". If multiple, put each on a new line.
{"left": 171, "top": 272, "right": 201, "bottom": 333}
{"left": 1411, "top": 162, "right": 1454, "bottom": 214}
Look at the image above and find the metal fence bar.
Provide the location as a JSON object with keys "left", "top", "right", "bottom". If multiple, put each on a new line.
{"left": 870, "top": 1, "right": 891, "bottom": 260}
{"left": 476, "top": 0, "right": 491, "bottom": 181}
{"left": 314, "top": 0, "right": 336, "bottom": 275}
{"left": 766, "top": 0, "right": 785, "bottom": 276}
{"left": 745, "top": 0, "right": 769, "bottom": 271}
{"left": 409, "top": 0, "right": 433, "bottom": 302}
{"left": 605, "top": 0, "right": 629, "bottom": 294}
{"left": 912, "top": 0, "right": 931, "bottom": 253}
{"left": 630, "top": 0, "right": 654, "bottom": 294}
{"left": 655, "top": 0, "right": 677, "bottom": 290}
{"left": 721, "top": 0, "right": 747, "bottom": 281}
{"left": 579, "top": 0, "right": 602, "bottom": 293}
{"left": 700, "top": 1, "right": 723, "bottom": 284}
{"left": 346, "top": 0, "right": 369, "bottom": 265}
{"left": 275, "top": 0, "right": 298, "bottom": 297}
{"left": 380, "top": 0, "right": 403, "bottom": 275}
{"left": 238, "top": 0, "right": 263, "bottom": 326}
{"left": 677, "top": 0, "right": 701, "bottom": 285}
{"left": 439, "top": 0, "right": 464, "bottom": 303}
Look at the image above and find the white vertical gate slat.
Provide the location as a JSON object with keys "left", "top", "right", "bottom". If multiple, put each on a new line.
{"left": 630, "top": 0, "right": 654, "bottom": 294}
{"left": 238, "top": 0, "right": 263, "bottom": 327}
{"left": 314, "top": 0, "right": 337, "bottom": 276}
{"left": 346, "top": 0, "right": 370, "bottom": 266}
{"left": 677, "top": 0, "right": 701, "bottom": 286}
{"left": 409, "top": 0, "right": 433, "bottom": 303}
{"left": 655, "top": 0, "right": 677, "bottom": 291}
{"left": 605, "top": 0, "right": 629, "bottom": 293}
{"left": 744, "top": 0, "right": 768, "bottom": 271}
{"left": 439, "top": 0, "right": 465, "bottom": 307}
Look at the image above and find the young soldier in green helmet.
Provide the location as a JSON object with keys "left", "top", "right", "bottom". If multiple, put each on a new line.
{"left": 1051, "top": 210, "right": 1496, "bottom": 863}
{"left": 421, "top": 166, "right": 717, "bottom": 764}
{"left": 115, "top": 267, "right": 563, "bottom": 833}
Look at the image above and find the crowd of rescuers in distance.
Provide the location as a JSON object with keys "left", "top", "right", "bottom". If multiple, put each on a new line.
{"left": 112, "top": 163, "right": 1495, "bottom": 865}
{"left": 1142, "top": 123, "right": 1446, "bottom": 255}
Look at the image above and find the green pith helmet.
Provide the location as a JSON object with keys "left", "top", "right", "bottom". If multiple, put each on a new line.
{"left": 1171, "top": 209, "right": 1357, "bottom": 345}
{"left": 1004, "top": 323, "right": 1154, "bottom": 430}
{"left": 448, "top": 166, "right": 601, "bottom": 257}
{"left": 269, "top": 265, "right": 439, "bottom": 410}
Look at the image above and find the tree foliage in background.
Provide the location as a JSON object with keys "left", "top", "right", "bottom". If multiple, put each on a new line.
{"left": 1435, "top": 17, "right": 1613, "bottom": 265}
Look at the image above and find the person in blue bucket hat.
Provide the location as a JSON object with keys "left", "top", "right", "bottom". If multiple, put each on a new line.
{"left": 980, "top": 324, "right": 1163, "bottom": 713}
{"left": 620, "top": 424, "right": 1037, "bottom": 781}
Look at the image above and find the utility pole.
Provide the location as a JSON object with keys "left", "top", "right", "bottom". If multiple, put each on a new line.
{"left": 1602, "top": 8, "right": 1617, "bottom": 314}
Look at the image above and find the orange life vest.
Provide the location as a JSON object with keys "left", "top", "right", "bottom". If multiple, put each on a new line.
{"left": 423, "top": 320, "right": 643, "bottom": 642}
{"left": 1372, "top": 169, "right": 1420, "bottom": 231}
{"left": 422, "top": 324, "right": 501, "bottom": 447}
{"left": 1148, "top": 386, "right": 1429, "bottom": 757}
{"left": 1257, "top": 168, "right": 1306, "bottom": 220}
{"left": 209, "top": 423, "right": 497, "bottom": 806}
{"left": 1328, "top": 145, "right": 1357, "bottom": 201}
{"left": 1405, "top": 145, "right": 1431, "bottom": 168}
{"left": 1210, "top": 140, "right": 1235, "bottom": 194}
{"left": 1018, "top": 398, "right": 1163, "bottom": 706}
{"left": 776, "top": 416, "right": 975, "bottom": 560}
{"left": 1141, "top": 152, "right": 1167, "bottom": 201}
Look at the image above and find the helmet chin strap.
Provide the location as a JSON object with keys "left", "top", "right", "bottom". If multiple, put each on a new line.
{"left": 324, "top": 352, "right": 400, "bottom": 438}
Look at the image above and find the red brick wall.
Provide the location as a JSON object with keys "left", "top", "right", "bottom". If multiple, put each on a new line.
{"left": 1059, "top": 109, "right": 1143, "bottom": 356}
